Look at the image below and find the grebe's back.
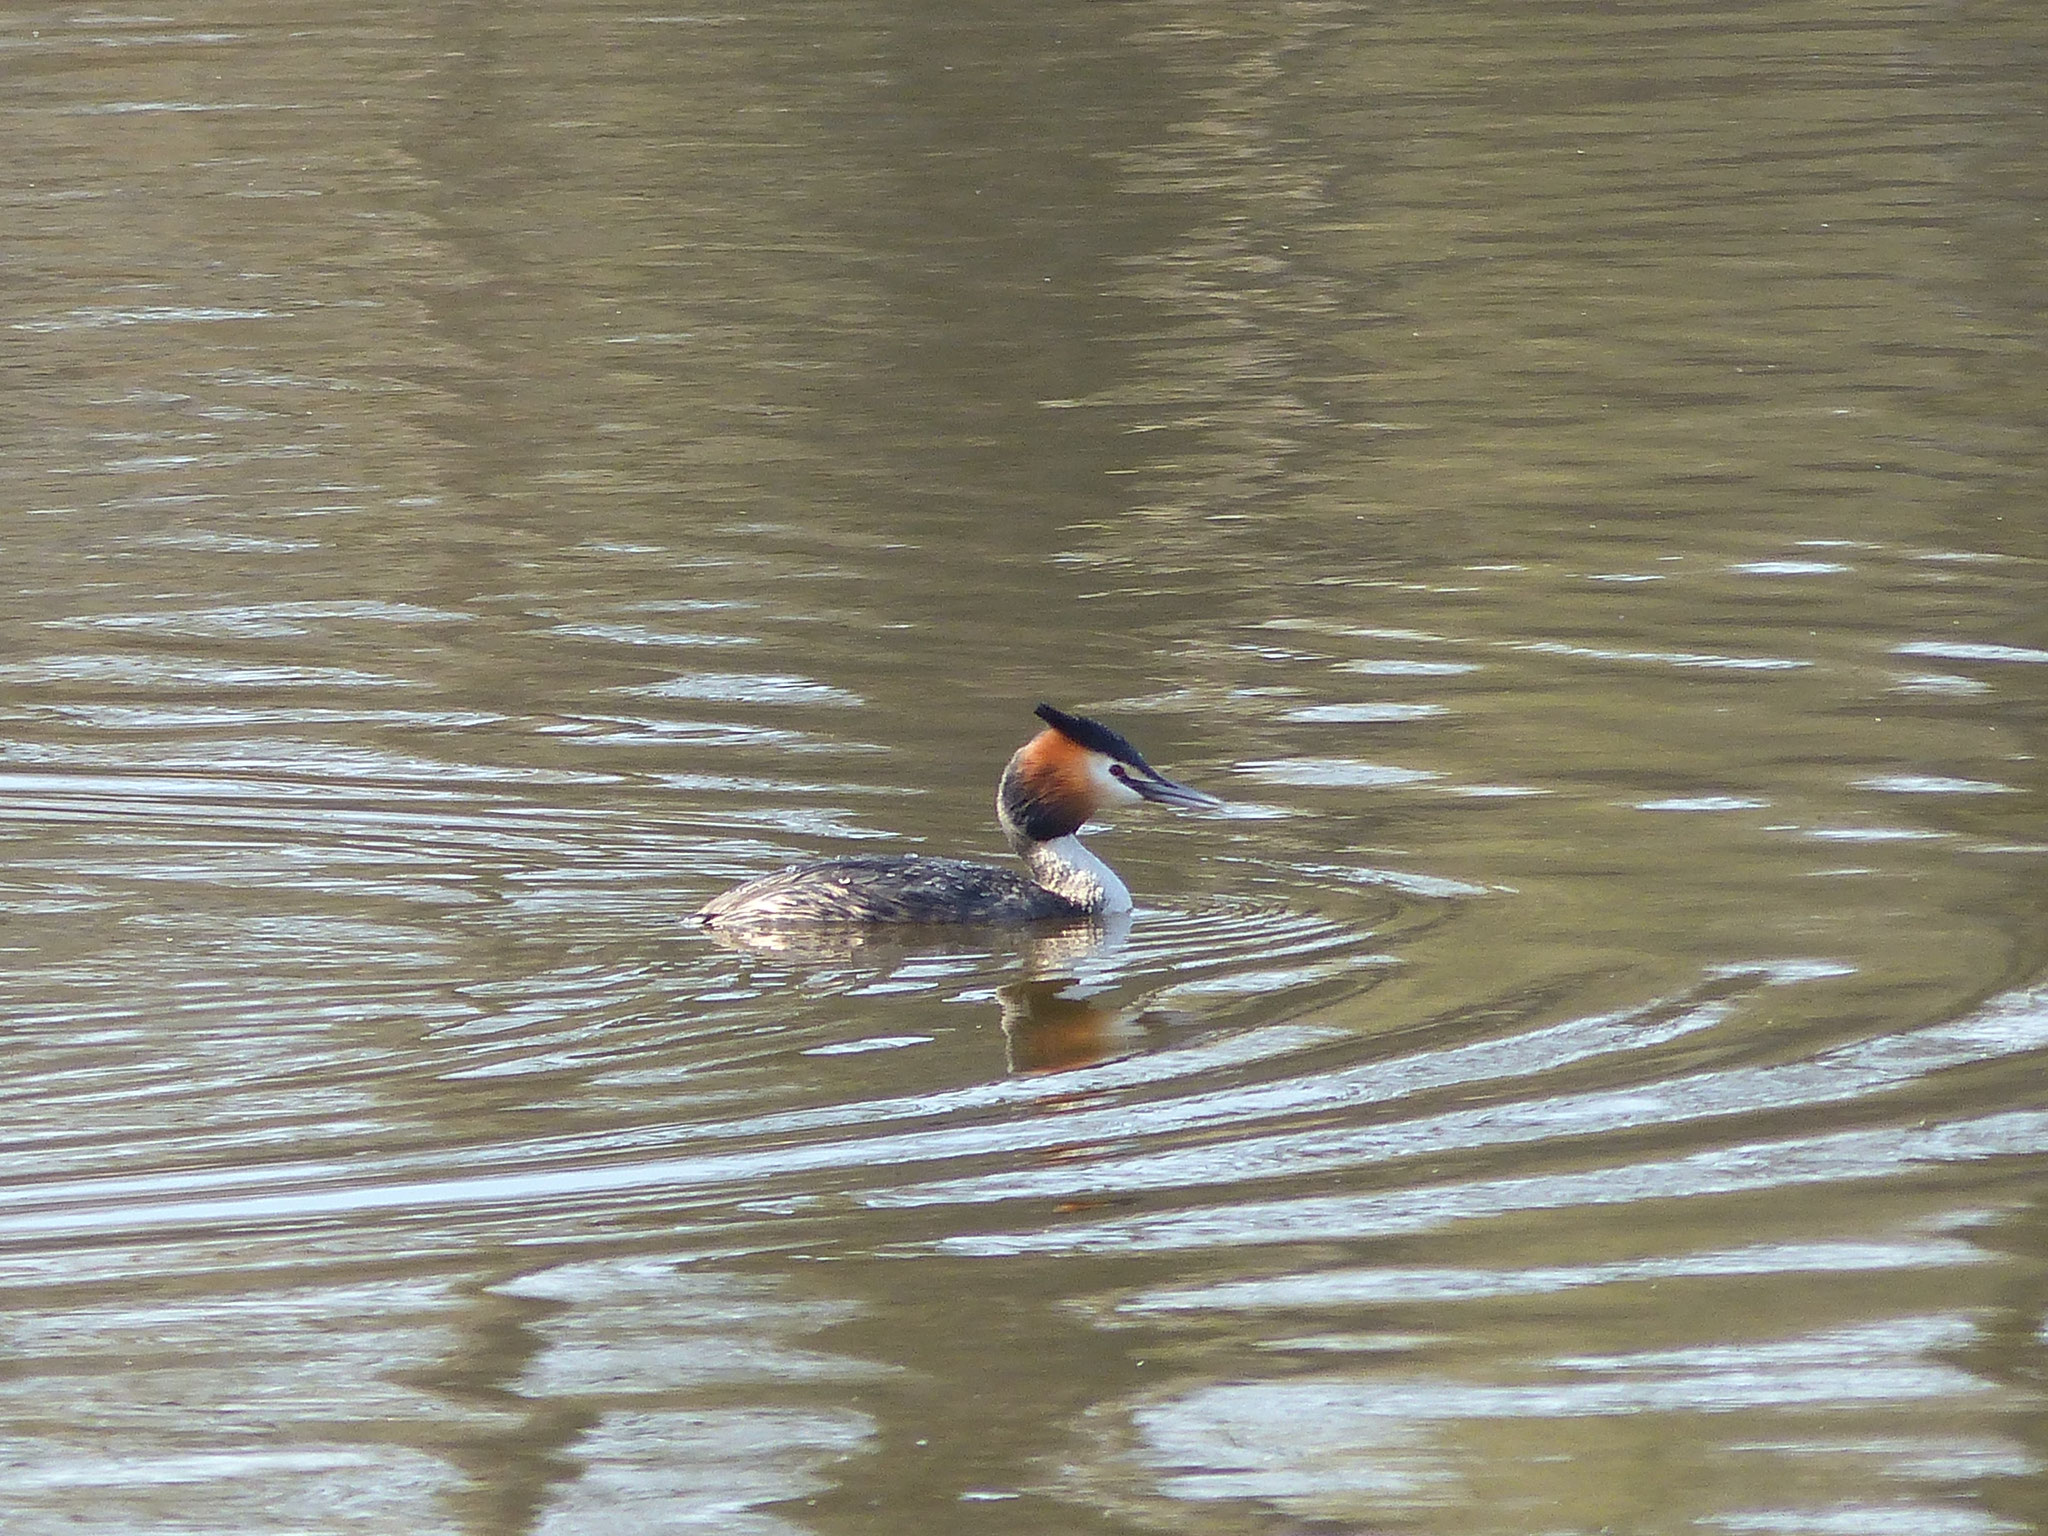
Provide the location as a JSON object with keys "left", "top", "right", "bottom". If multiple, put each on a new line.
{"left": 692, "top": 703, "right": 1220, "bottom": 929}
{"left": 693, "top": 854, "right": 1083, "bottom": 927}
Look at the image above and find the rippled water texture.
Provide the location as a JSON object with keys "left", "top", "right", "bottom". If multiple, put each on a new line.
{"left": 6, "top": 1, "right": 2048, "bottom": 1532}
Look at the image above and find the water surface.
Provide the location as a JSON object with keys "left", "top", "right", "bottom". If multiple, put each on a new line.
{"left": 5, "top": 1, "right": 2048, "bottom": 1533}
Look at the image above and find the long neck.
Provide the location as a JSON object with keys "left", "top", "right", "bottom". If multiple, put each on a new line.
{"left": 1020, "top": 834, "right": 1132, "bottom": 915}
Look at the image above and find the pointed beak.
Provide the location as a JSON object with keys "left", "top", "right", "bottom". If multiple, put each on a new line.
{"left": 1123, "top": 768, "right": 1224, "bottom": 811}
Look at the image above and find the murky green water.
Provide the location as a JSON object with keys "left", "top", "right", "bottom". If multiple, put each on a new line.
{"left": 5, "top": 1, "right": 2047, "bottom": 1532}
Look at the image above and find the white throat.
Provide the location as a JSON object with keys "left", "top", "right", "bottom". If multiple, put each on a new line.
{"left": 1023, "top": 834, "right": 1132, "bottom": 915}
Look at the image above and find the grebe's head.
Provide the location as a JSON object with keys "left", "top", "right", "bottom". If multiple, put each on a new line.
{"left": 997, "top": 702, "right": 1223, "bottom": 850}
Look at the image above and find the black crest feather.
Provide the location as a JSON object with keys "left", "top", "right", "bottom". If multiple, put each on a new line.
{"left": 1033, "top": 703, "right": 1153, "bottom": 771}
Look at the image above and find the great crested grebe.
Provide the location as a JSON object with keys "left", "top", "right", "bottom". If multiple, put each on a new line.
{"left": 693, "top": 703, "right": 1221, "bottom": 927}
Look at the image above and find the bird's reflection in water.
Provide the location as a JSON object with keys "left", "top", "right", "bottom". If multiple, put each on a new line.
{"left": 997, "top": 976, "right": 1151, "bottom": 1073}
{"left": 698, "top": 913, "right": 1175, "bottom": 1074}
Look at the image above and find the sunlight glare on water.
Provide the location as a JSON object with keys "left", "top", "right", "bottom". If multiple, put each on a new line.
{"left": 3, "top": 0, "right": 2047, "bottom": 1534}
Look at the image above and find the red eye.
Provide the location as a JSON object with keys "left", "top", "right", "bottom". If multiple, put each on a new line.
{"left": 1110, "top": 765, "right": 1132, "bottom": 784}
